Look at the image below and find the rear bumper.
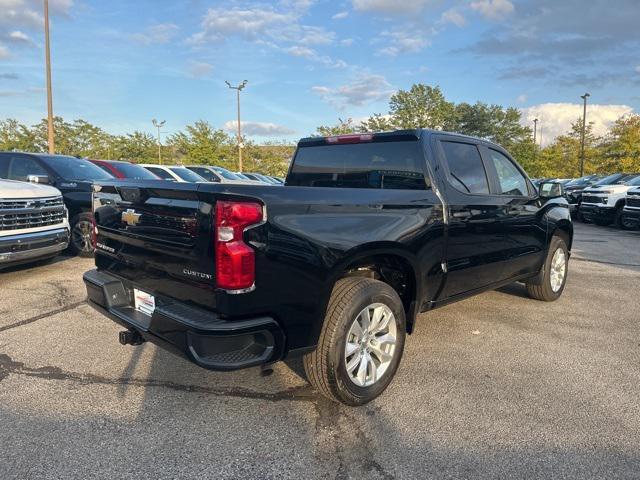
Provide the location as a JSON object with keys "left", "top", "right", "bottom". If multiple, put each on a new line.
{"left": 579, "top": 204, "right": 615, "bottom": 221}
{"left": 622, "top": 208, "right": 640, "bottom": 227}
{"left": 0, "top": 228, "right": 69, "bottom": 268}
{"left": 83, "top": 269, "right": 285, "bottom": 371}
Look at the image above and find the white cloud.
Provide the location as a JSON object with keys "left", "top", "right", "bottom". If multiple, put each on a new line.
{"left": 131, "top": 23, "right": 179, "bottom": 45}
{"left": 352, "top": 0, "right": 434, "bottom": 15}
{"left": 440, "top": 9, "right": 466, "bottom": 27}
{"left": 516, "top": 94, "right": 527, "bottom": 103}
{"left": 635, "top": 65, "right": 640, "bottom": 74}
{"left": 377, "top": 29, "right": 430, "bottom": 56}
{"left": 286, "top": 45, "right": 315, "bottom": 58}
{"left": 312, "top": 74, "right": 394, "bottom": 107}
{"left": 332, "top": 11, "right": 349, "bottom": 20}
{"left": 470, "top": 0, "right": 514, "bottom": 21}
{"left": 223, "top": 121, "right": 295, "bottom": 136}
{"left": 341, "top": 38, "right": 354, "bottom": 46}
{"left": 188, "top": 61, "right": 213, "bottom": 78}
{"left": 520, "top": 103, "right": 634, "bottom": 146}
{"left": 188, "top": 7, "right": 334, "bottom": 46}
{"left": 0, "top": 0, "right": 72, "bottom": 59}
{"left": 6, "top": 30, "right": 35, "bottom": 47}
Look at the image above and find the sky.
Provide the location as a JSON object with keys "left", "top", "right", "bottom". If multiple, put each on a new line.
{"left": 0, "top": 0, "right": 639, "bottom": 145}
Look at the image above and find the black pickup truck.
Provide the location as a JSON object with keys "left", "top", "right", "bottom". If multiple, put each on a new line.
{"left": 84, "top": 130, "right": 572, "bottom": 405}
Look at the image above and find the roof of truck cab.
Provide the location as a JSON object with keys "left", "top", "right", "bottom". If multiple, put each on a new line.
{"left": 297, "top": 129, "right": 506, "bottom": 149}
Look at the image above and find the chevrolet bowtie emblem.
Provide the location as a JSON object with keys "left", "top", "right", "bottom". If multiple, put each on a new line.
{"left": 122, "top": 208, "right": 142, "bottom": 226}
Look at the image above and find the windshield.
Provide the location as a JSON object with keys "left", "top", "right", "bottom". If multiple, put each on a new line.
{"left": 113, "top": 162, "right": 159, "bottom": 179}
{"left": 626, "top": 175, "right": 640, "bottom": 186}
{"left": 235, "top": 173, "right": 251, "bottom": 180}
{"left": 169, "top": 167, "right": 204, "bottom": 182}
{"left": 40, "top": 155, "right": 113, "bottom": 181}
{"left": 210, "top": 167, "right": 241, "bottom": 180}
{"left": 594, "top": 174, "right": 624, "bottom": 186}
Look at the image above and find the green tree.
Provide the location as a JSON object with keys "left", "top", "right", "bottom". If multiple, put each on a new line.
{"left": 598, "top": 114, "right": 640, "bottom": 173}
{"left": 360, "top": 114, "right": 394, "bottom": 132}
{"left": 112, "top": 131, "right": 157, "bottom": 163}
{"left": 167, "top": 120, "right": 234, "bottom": 167}
{"left": 315, "top": 118, "right": 358, "bottom": 136}
{"left": 386, "top": 84, "right": 457, "bottom": 130}
{"left": 455, "top": 103, "right": 531, "bottom": 148}
{"left": 0, "top": 119, "right": 39, "bottom": 152}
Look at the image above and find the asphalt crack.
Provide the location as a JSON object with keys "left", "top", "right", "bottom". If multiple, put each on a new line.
{"left": 313, "top": 397, "right": 395, "bottom": 479}
{"left": 0, "top": 353, "right": 316, "bottom": 402}
{"left": 0, "top": 301, "right": 86, "bottom": 334}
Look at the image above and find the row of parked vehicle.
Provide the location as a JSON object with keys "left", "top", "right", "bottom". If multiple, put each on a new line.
{"left": 532, "top": 173, "right": 640, "bottom": 230}
{"left": 0, "top": 151, "right": 283, "bottom": 269}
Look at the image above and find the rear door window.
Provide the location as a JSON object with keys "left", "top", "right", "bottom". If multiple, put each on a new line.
{"left": 288, "top": 140, "right": 428, "bottom": 190}
{"left": 440, "top": 141, "right": 489, "bottom": 194}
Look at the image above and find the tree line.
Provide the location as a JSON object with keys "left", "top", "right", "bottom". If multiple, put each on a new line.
{"left": 316, "top": 85, "right": 640, "bottom": 178}
{"left": 2, "top": 83, "right": 639, "bottom": 179}
{"left": 0, "top": 117, "right": 293, "bottom": 176}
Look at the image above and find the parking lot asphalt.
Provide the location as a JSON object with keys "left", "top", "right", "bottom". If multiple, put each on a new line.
{"left": 1, "top": 222, "right": 639, "bottom": 479}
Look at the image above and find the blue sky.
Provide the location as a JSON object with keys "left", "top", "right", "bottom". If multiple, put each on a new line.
{"left": 1, "top": 0, "right": 639, "bottom": 145}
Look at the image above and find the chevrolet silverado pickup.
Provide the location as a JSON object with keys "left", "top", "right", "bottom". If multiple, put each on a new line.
{"left": 621, "top": 187, "right": 640, "bottom": 229}
{"left": 579, "top": 173, "right": 640, "bottom": 227}
{"left": 84, "top": 130, "right": 572, "bottom": 405}
{"left": 1, "top": 178, "right": 69, "bottom": 269}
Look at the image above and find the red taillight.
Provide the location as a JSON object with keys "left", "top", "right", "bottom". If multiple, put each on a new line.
{"left": 215, "top": 201, "right": 263, "bottom": 291}
{"left": 326, "top": 134, "right": 373, "bottom": 144}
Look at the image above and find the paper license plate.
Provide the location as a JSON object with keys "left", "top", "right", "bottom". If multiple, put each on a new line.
{"left": 134, "top": 288, "right": 155, "bottom": 316}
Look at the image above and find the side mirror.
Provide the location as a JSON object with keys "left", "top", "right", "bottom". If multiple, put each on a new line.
{"left": 27, "top": 174, "right": 50, "bottom": 184}
{"left": 539, "top": 181, "right": 563, "bottom": 199}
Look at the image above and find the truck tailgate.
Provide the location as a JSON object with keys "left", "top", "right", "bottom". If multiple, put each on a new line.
{"left": 93, "top": 181, "right": 218, "bottom": 310}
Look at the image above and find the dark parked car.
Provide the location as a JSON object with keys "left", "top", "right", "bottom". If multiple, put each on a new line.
{"left": 90, "top": 159, "right": 160, "bottom": 180}
{"left": 84, "top": 130, "right": 572, "bottom": 405}
{"left": 0, "top": 152, "right": 114, "bottom": 256}
{"left": 563, "top": 174, "right": 602, "bottom": 216}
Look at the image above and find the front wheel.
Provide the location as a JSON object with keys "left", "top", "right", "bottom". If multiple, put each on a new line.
{"left": 303, "top": 277, "right": 406, "bottom": 406}
{"left": 526, "top": 235, "right": 569, "bottom": 301}
{"left": 69, "top": 212, "right": 95, "bottom": 257}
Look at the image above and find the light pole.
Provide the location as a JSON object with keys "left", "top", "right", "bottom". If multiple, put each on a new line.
{"left": 44, "top": 0, "right": 55, "bottom": 154}
{"left": 579, "top": 93, "right": 590, "bottom": 177}
{"left": 225, "top": 80, "right": 248, "bottom": 172}
{"left": 152, "top": 119, "right": 166, "bottom": 164}
{"left": 533, "top": 118, "right": 538, "bottom": 146}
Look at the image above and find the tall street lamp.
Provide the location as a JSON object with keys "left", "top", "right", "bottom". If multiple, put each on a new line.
{"left": 44, "top": 0, "right": 55, "bottom": 154}
{"left": 152, "top": 119, "right": 166, "bottom": 165}
{"left": 533, "top": 118, "right": 538, "bottom": 146}
{"left": 580, "top": 93, "right": 590, "bottom": 177}
{"left": 225, "top": 80, "right": 248, "bottom": 172}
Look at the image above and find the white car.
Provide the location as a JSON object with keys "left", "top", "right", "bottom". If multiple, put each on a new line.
{"left": 621, "top": 187, "right": 640, "bottom": 230}
{"left": 579, "top": 173, "right": 640, "bottom": 226}
{"left": 0, "top": 178, "right": 70, "bottom": 269}
{"left": 185, "top": 165, "right": 261, "bottom": 184}
{"left": 139, "top": 164, "right": 205, "bottom": 183}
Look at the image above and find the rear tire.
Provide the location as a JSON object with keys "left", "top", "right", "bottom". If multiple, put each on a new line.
{"left": 593, "top": 217, "right": 610, "bottom": 227}
{"left": 526, "top": 235, "right": 569, "bottom": 301}
{"left": 69, "top": 212, "right": 95, "bottom": 257}
{"left": 303, "top": 277, "right": 406, "bottom": 406}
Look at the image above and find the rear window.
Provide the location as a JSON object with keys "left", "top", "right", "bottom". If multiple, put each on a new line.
{"left": 169, "top": 167, "right": 204, "bottom": 182}
{"left": 287, "top": 141, "right": 428, "bottom": 190}
{"left": 113, "top": 162, "right": 159, "bottom": 180}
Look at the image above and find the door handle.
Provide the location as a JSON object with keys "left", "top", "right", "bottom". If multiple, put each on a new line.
{"left": 452, "top": 211, "right": 472, "bottom": 219}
